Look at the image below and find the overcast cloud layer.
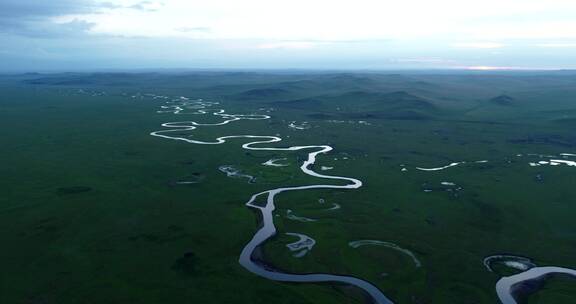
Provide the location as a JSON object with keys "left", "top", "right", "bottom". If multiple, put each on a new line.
{"left": 1, "top": 0, "right": 576, "bottom": 71}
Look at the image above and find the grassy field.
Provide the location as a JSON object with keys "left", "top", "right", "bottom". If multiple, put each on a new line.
{"left": 1, "top": 71, "right": 575, "bottom": 303}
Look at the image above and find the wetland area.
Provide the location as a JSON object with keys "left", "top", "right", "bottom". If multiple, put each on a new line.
{"left": 1, "top": 71, "right": 576, "bottom": 303}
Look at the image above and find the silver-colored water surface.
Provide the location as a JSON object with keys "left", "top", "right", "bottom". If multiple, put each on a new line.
{"left": 151, "top": 98, "right": 395, "bottom": 304}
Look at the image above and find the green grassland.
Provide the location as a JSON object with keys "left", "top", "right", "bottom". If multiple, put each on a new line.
{"left": 1, "top": 71, "right": 575, "bottom": 303}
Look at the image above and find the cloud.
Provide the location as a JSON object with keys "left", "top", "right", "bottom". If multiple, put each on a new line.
{"left": 462, "top": 66, "right": 560, "bottom": 71}
{"left": 0, "top": 18, "right": 96, "bottom": 38}
{"left": 175, "top": 27, "right": 212, "bottom": 33}
{"left": 256, "top": 41, "right": 324, "bottom": 50}
{"left": 0, "top": 0, "right": 94, "bottom": 18}
{"left": 0, "top": 0, "right": 164, "bottom": 38}
{"left": 452, "top": 42, "right": 505, "bottom": 49}
{"left": 0, "top": 0, "right": 95, "bottom": 37}
{"left": 392, "top": 58, "right": 457, "bottom": 64}
{"left": 2, "top": 0, "right": 576, "bottom": 70}
{"left": 536, "top": 43, "right": 576, "bottom": 48}
{"left": 128, "top": 1, "right": 164, "bottom": 12}
{"left": 98, "top": 1, "right": 164, "bottom": 12}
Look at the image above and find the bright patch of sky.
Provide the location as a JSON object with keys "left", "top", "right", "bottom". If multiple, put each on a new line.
{"left": 2, "top": 0, "right": 576, "bottom": 71}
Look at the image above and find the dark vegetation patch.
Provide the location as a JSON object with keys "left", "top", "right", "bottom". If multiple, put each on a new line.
{"left": 553, "top": 117, "right": 576, "bottom": 125}
{"left": 56, "top": 186, "right": 92, "bottom": 196}
{"left": 169, "top": 173, "right": 205, "bottom": 186}
{"left": 128, "top": 232, "right": 187, "bottom": 244}
{"left": 128, "top": 226, "right": 190, "bottom": 244}
{"left": 32, "top": 217, "right": 64, "bottom": 234}
{"left": 507, "top": 135, "right": 576, "bottom": 147}
{"left": 124, "top": 151, "right": 140, "bottom": 156}
{"left": 425, "top": 217, "right": 437, "bottom": 226}
{"left": 306, "top": 113, "right": 335, "bottom": 119}
{"left": 171, "top": 251, "right": 199, "bottom": 276}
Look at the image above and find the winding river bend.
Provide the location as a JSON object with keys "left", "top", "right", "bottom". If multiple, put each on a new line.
{"left": 484, "top": 254, "right": 576, "bottom": 304}
{"left": 496, "top": 267, "right": 576, "bottom": 304}
{"left": 150, "top": 99, "right": 394, "bottom": 304}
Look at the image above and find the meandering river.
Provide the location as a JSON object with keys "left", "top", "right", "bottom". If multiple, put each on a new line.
{"left": 150, "top": 98, "right": 394, "bottom": 303}
{"left": 149, "top": 97, "right": 576, "bottom": 304}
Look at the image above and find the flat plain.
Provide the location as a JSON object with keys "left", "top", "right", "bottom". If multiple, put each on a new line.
{"left": 1, "top": 71, "right": 575, "bottom": 303}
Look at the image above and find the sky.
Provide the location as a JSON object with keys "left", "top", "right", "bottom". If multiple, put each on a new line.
{"left": 1, "top": 0, "right": 576, "bottom": 71}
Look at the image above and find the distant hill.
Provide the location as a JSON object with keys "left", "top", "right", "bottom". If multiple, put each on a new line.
{"left": 274, "top": 90, "right": 435, "bottom": 109}
{"left": 234, "top": 88, "right": 292, "bottom": 101}
{"left": 489, "top": 94, "right": 515, "bottom": 105}
{"left": 341, "top": 90, "right": 436, "bottom": 110}
{"left": 23, "top": 73, "right": 159, "bottom": 86}
{"left": 273, "top": 90, "right": 438, "bottom": 120}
